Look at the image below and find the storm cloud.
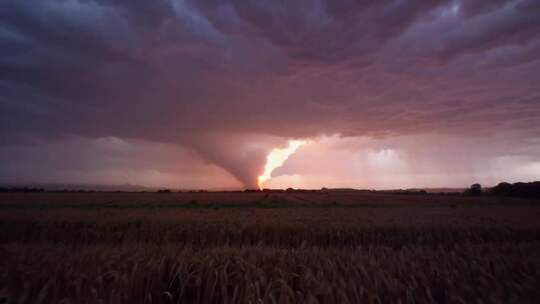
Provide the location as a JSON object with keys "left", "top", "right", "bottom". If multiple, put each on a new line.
{"left": 1, "top": 0, "right": 540, "bottom": 188}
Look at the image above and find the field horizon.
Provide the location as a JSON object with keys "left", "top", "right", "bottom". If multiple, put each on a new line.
{"left": 2, "top": 190, "right": 539, "bottom": 303}
{"left": 0, "top": 182, "right": 471, "bottom": 193}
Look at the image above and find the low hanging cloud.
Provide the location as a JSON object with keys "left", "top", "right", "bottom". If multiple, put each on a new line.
{"left": 1, "top": 0, "right": 540, "bottom": 187}
{"left": 0, "top": 136, "right": 241, "bottom": 188}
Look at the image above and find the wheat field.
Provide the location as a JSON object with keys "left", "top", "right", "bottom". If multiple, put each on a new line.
{"left": 1, "top": 191, "right": 539, "bottom": 303}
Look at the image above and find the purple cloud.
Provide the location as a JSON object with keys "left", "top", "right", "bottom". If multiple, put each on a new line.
{"left": 1, "top": 0, "right": 539, "bottom": 187}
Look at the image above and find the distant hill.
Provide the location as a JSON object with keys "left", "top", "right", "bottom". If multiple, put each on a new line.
{"left": 0, "top": 183, "right": 162, "bottom": 192}
{"left": 0, "top": 183, "right": 248, "bottom": 193}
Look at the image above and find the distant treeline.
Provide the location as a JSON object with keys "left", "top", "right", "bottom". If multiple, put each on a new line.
{"left": 0, "top": 187, "right": 45, "bottom": 192}
{"left": 489, "top": 181, "right": 540, "bottom": 199}
{"left": 2, "top": 182, "right": 539, "bottom": 198}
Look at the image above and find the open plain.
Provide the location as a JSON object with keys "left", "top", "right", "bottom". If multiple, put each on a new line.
{"left": 1, "top": 191, "right": 539, "bottom": 303}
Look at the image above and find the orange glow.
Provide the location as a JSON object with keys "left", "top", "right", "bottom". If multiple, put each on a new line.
{"left": 257, "top": 140, "right": 308, "bottom": 189}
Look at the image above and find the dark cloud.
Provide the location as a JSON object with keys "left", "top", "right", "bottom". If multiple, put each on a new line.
{"left": 437, "top": 0, "right": 540, "bottom": 61}
{"left": 0, "top": 136, "right": 240, "bottom": 188}
{"left": 1, "top": 0, "right": 539, "bottom": 187}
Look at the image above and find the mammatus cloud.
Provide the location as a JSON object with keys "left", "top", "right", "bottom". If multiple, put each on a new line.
{"left": 1, "top": 0, "right": 539, "bottom": 187}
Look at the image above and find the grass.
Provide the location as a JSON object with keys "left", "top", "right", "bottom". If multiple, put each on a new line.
{"left": 3, "top": 243, "right": 539, "bottom": 303}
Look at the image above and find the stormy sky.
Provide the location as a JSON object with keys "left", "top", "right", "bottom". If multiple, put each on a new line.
{"left": 1, "top": 0, "right": 540, "bottom": 189}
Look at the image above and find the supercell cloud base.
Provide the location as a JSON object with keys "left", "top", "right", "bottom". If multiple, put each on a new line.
{"left": 1, "top": 0, "right": 540, "bottom": 189}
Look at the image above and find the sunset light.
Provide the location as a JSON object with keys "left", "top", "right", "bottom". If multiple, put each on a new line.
{"left": 257, "top": 140, "right": 308, "bottom": 189}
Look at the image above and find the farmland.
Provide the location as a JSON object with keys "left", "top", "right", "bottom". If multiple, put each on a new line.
{"left": 1, "top": 191, "right": 539, "bottom": 303}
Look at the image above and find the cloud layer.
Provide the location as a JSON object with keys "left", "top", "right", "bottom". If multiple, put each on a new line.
{"left": 1, "top": 0, "right": 539, "bottom": 187}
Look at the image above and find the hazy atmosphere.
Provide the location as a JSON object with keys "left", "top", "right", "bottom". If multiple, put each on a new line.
{"left": 2, "top": 0, "right": 540, "bottom": 189}
{"left": 2, "top": 2, "right": 540, "bottom": 303}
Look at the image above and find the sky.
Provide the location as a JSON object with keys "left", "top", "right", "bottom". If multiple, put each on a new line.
{"left": 1, "top": 0, "right": 540, "bottom": 189}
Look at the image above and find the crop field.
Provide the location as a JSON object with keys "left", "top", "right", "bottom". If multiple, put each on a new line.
{"left": 1, "top": 191, "right": 539, "bottom": 303}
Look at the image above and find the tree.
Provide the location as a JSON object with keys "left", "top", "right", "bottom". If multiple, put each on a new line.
{"left": 464, "top": 183, "right": 482, "bottom": 196}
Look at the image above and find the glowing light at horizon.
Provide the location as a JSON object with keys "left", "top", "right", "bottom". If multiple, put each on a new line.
{"left": 258, "top": 140, "right": 308, "bottom": 189}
